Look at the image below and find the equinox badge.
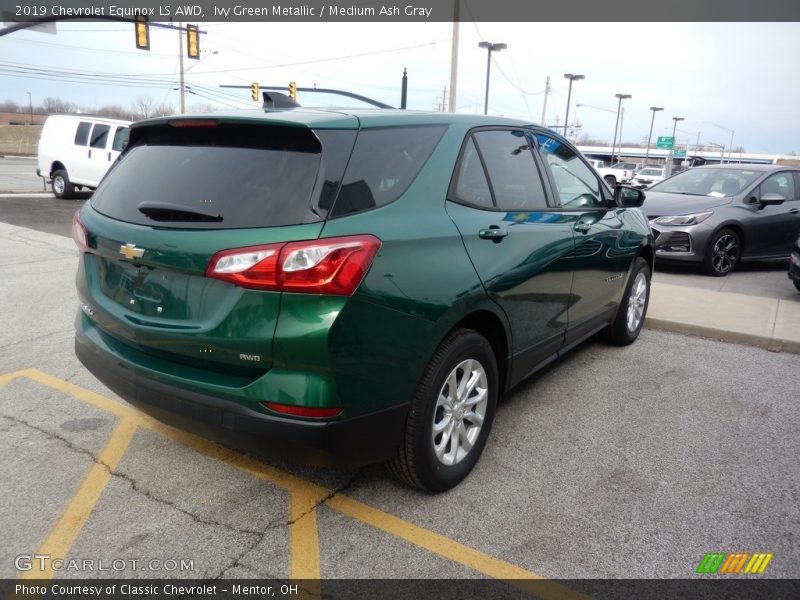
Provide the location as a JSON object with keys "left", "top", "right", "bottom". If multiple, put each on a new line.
{"left": 119, "top": 243, "right": 145, "bottom": 260}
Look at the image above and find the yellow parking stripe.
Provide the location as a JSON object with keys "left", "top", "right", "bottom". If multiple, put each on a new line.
{"left": 326, "top": 494, "right": 590, "bottom": 600}
{"left": 3, "top": 369, "right": 586, "bottom": 595}
{"left": 289, "top": 490, "right": 322, "bottom": 583}
{"left": 20, "top": 417, "right": 138, "bottom": 579}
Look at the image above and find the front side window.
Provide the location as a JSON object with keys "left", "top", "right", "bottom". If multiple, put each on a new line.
{"left": 534, "top": 133, "right": 602, "bottom": 208}
{"left": 471, "top": 129, "right": 548, "bottom": 211}
{"left": 759, "top": 172, "right": 796, "bottom": 200}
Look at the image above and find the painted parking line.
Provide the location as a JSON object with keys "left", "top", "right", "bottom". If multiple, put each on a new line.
{"left": 1, "top": 369, "right": 589, "bottom": 600}
{"left": 19, "top": 418, "right": 138, "bottom": 580}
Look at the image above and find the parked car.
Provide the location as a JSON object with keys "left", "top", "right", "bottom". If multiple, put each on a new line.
{"left": 596, "top": 162, "right": 643, "bottom": 187}
{"left": 37, "top": 114, "right": 131, "bottom": 199}
{"left": 630, "top": 167, "right": 665, "bottom": 189}
{"left": 644, "top": 164, "right": 800, "bottom": 276}
{"left": 789, "top": 233, "right": 800, "bottom": 292}
{"left": 585, "top": 158, "right": 606, "bottom": 169}
{"left": 73, "top": 108, "right": 654, "bottom": 492}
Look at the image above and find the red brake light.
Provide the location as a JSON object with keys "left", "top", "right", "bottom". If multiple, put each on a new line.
{"left": 72, "top": 211, "right": 88, "bottom": 251}
{"left": 262, "top": 402, "right": 343, "bottom": 418}
{"left": 206, "top": 235, "right": 381, "bottom": 296}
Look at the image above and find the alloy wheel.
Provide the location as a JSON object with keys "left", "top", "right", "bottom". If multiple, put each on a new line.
{"left": 626, "top": 272, "right": 648, "bottom": 333}
{"left": 431, "top": 359, "right": 488, "bottom": 466}
{"left": 711, "top": 234, "right": 739, "bottom": 274}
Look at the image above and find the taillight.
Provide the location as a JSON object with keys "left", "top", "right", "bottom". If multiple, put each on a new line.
{"left": 206, "top": 235, "right": 381, "bottom": 296}
{"left": 262, "top": 402, "right": 343, "bottom": 418}
{"left": 72, "top": 211, "right": 88, "bottom": 251}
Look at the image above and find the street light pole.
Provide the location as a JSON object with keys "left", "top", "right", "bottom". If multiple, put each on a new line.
{"left": 610, "top": 93, "right": 631, "bottom": 165}
{"left": 704, "top": 121, "right": 735, "bottom": 163}
{"left": 478, "top": 41, "right": 507, "bottom": 115}
{"left": 645, "top": 106, "right": 663, "bottom": 164}
{"left": 563, "top": 73, "right": 585, "bottom": 138}
{"left": 665, "top": 116, "right": 685, "bottom": 177}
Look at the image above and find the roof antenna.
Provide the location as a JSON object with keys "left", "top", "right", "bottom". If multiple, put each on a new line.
{"left": 262, "top": 91, "right": 300, "bottom": 111}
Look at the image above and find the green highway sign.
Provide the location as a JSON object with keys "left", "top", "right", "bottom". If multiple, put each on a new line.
{"left": 656, "top": 136, "right": 675, "bottom": 149}
{"left": 674, "top": 149, "right": 687, "bottom": 157}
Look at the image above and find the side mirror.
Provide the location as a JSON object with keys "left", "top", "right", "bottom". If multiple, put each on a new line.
{"left": 614, "top": 185, "right": 645, "bottom": 208}
{"left": 759, "top": 192, "right": 785, "bottom": 207}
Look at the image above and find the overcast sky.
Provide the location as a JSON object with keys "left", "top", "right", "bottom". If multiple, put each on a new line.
{"left": 2, "top": 20, "right": 798, "bottom": 154}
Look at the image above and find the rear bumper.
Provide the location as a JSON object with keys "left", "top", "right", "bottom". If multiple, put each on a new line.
{"left": 75, "top": 331, "right": 408, "bottom": 469}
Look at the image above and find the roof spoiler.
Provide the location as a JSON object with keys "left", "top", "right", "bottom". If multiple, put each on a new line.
{"left": 262, "top": 91, "right": 301, "bottom": 111}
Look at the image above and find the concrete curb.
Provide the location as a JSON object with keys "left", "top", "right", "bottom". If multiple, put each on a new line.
{"left": 644, "top": 317, "right": 800, "bottom": 355}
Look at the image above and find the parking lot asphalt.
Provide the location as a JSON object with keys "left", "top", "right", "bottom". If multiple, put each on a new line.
{"left": 1, "top": 221, "right": 798, "bottom": 586}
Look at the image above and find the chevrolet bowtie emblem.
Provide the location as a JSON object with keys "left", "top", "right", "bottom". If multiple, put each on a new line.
{"left": 119, "top": 243, "right": 145, "bottom": 259}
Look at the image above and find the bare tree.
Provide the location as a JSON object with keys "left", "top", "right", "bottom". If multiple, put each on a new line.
{"left": 0, "top": 100, "right": 21, "bottom": 112}
{"left": 41, "top": 97, "right": 79, "bottom": 114}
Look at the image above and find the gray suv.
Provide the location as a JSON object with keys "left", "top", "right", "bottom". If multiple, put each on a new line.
{"left": 643, "top": 164, "right": 800, "bottom": 275}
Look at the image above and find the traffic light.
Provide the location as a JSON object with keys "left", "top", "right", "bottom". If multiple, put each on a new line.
{"left": 134, "top": 16, "right": 150, "bottom": 51}
{"left": 250, "top": 82, "right": 260, "bottom": 102}
{"left": 186, "top": 24, "right": 200, "bottom": 59}
{"left": 288, "top": 81, "right": 297, "bottom": 101}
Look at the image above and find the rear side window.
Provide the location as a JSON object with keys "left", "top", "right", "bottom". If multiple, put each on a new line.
{"left": 74, "top": 122, "right": 91, "bottom": 146}
{"left": 90, "top": 124, "right": 111, "bottom": 149}
{"left": 472, "top": 129, "right": 548, "bottom": 211}
{"left": 91, "top": 124, "right": 355, "bottom": 229}
{"left": 112, "top": 127, "right": 130, "bottom": 152}
{"left": 330, "top": 125, "right": 446, "bottom": 217}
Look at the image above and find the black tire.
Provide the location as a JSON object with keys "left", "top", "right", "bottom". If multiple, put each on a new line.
{"left": 605, "top": 257, "right": 651, "bottom": 346}
{"left": 604, "top": 175, "right": 617, "bottom": 187}
{"left": 388, "top": 329, "right": 498, "bottom": 493}
{"left": 794, "top": 280, "right": 800, "bottom": 293}
{"left": 703, "top": 228, "right": 740, "bottom": 276}
{"left": 51, "top": 169, "right": 75, "bottom": 199}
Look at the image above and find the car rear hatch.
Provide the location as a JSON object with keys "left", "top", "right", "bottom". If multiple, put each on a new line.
{"left": 77, "top": 115, "right": 359, "bottom": 381}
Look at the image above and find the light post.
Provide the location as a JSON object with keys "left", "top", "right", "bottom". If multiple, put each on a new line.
{"left": 26, "top": 92, "right": 32, "bottom": 125}
{"left": 478, "top": 41, "right": 506, "bottom": 115}
{"left": 610, "top": 93, "right": 631, "bottom": 165}
{"left": 563, "top": 73, "right": 584, "bottom": 138}
{"left": 663, "top": 117, "right": 685, "bottom": 176}
{"left": 704, "top": 121, "right": 735, "bottom": 163}
{"left": 645, "top": 106, "right": 663, "bottom": 164}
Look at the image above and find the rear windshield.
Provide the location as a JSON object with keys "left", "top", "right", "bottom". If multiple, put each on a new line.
{"left": 91, "top": 123, "right": 355, "bottom": 229}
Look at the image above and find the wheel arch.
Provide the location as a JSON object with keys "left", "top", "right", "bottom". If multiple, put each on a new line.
{"left": 709, "top": 222, "right": 746, "bottom": 254}
{"left": 50, "top": 161, "right": 67, "bottom": 177}
{"left": 449, "top": 309, "right": 510, "bottom": 394}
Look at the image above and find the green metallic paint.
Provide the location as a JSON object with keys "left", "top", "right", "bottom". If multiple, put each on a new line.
{"left": 75, "top": 108, "right": 654, "bottom": 452}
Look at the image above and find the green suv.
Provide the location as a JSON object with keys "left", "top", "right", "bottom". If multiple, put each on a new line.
{"left": 73, "top": 108, "right": 653, "bottom": 492}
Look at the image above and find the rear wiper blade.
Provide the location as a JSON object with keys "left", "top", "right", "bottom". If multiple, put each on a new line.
{"left": 137, "top": 201, "right": 222, "bottom": 222}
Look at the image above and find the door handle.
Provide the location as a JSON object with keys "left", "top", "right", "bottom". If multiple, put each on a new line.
{"left": 790, "top": 208, "right": 799, "bottom": 214}
{"left": 108, "top": 151, "right": 112, "bottom": 161}
{"left": 88, "top": 149, "right": 92, "bottom": 158}
{"left": 478, "top": 227, "right": 508, "bottom": 242}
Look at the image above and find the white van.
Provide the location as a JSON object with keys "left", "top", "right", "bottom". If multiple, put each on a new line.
{"left": 37, "top": 115, "right": 131, "bottom": 199}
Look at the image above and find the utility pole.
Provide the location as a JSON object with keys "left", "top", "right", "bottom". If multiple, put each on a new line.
{"left": 448, "top": 0, "right": 459, "bottom": 112}
{"left": 540, "top": 76, "right": 550, "bottom": 125}
{"left": 177, "top": 22, "right": 185, "bottom": 114}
